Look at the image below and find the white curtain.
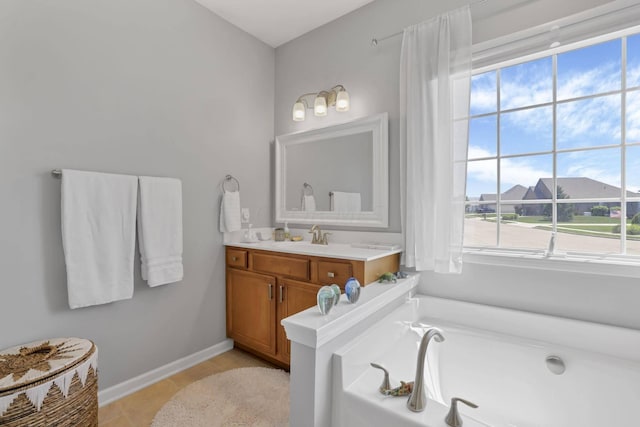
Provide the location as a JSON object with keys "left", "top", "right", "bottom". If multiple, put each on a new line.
{"left": 399, "top": 6, "right": 472, "bottom": 274}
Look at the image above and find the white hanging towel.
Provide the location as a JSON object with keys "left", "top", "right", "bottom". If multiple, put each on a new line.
{"left": 330, "top": 191, "right": 362, "bottom": 212}
{"left": 219, "top": 190, "right": 241, "bottom": 232}
{"left": 61, "top": 169, "right": 138, "bottom": 309}
{"left": 137, "top": 176, "right": 184, "bottom": 287}
{"left": 302, "top": 194, "right": 316, "bottom": 211}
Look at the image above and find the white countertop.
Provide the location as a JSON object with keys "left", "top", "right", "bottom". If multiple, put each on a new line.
{"left": 225, "top": 240, "right": 402, "bottom": 261}
{"left": 281, "top": 274, "right": 419, "bottom": 349}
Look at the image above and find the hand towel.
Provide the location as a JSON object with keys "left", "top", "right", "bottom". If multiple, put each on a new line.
{"left": 61, "top": 169, "right": 138, "bottom": 309}
{"left": 330, "top": 191, "right": 362, "bottom": 212}
{"left": 302, "top": 194, "right": 316, "bottom": 212}
{"left": 137, "top": 176, "right": 184, "bottom": 287}
{"left": 219, "top": 191, "right": 241, "bottom": 232}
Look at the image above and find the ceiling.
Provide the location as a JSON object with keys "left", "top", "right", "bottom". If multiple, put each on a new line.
{"left": 192, "top": 0, "right": 376, "bottom": 47}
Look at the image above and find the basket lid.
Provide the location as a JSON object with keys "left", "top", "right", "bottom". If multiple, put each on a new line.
{"left": 0, "top": 338, "right": 94, "bottom": 393}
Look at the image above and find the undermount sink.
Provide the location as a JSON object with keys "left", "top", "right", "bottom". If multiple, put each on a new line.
{"left": 271, "top": 241, "right": 332, "bottom": 250}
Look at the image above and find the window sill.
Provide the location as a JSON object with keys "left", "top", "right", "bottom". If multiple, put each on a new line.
{"left": 463, "top": 248, "right": 640, "bottom": 278}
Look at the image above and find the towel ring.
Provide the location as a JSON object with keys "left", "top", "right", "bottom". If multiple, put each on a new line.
{"left": 223, "top": 175, "right": 240, "bottom": 193}
{"left": 303, "top": 182, "right": 314, "bottom": 196}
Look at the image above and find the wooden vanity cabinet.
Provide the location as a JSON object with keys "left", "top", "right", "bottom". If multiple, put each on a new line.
{"left": 225, "top": 246, "right": 400, "bottom": 367}
{"left": 276, "top": 278, "right": 322, "bottom": 362}
{"left": 225, "top": 268, "right": 277, "bottom": 357}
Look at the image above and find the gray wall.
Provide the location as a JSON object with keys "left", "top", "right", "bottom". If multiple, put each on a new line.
{"left": 273, "top": 0, "right": 640, "bottom": 330}
{"left": 0, "top": 0, "right": 273, "bottom": 388}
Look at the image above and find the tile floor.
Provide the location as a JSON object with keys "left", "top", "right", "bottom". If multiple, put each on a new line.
{"left": 98, "top": 348, "right": 275, "bottom": 427}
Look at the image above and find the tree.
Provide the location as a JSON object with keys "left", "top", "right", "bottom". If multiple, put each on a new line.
{"left": 591, "top": 205, "right": 609, "bottom": 217}
{"left": 543, "top": 186, "right": 574, "bottom": 222}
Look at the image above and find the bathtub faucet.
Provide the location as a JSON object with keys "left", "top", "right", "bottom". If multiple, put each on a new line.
{"left": 407, "top": 328, "right": 445, "bottom": 412}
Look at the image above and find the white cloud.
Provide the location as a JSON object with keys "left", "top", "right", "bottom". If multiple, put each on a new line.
{"left": 628, "top": 64, "right": 640, "bottom": 88}
{"left": 470, "top": 72, "right": 496, "bottom": 114}
{"left": 501, "top": 59, "right": 552, "bottom": 110}
{"left": 557, "top": 94, "right": 621, "bottom": 144}
{"left": 627, "top": 89, "right": 640, "bottom": 142}
{"left": 557, "top": 62, "right": 619, "bottom": 99}
{"left": 502, "top": 106, "right": 551, "bottom": 135}
{"left": 467, "top": 146, "right": 549, "bottom": 196}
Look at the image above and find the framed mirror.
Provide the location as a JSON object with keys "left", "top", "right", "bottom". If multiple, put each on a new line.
{"left": 275, "top": 113, "right": 388, "bottom": 228}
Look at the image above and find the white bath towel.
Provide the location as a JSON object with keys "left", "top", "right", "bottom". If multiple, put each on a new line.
{"left": 61, "top": 169, "right": 138, "bottom": 309}
{"left": 137, "top": 176, "right": 184, "bottom": 287}
{"left": 219, "top": 191, "right": 241, "bottom": 232}
{"left": 302, "top": 194, "right": 316, "bottom": 212}
{"left": 330, "top": 191, "right": 362, "bottom": 212}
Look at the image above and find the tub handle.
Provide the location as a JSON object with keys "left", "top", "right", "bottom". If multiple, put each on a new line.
{"left": 370, "top": 363, "right": 391, "bottom": 394}
{"left": 445, "top": 397, "right": 478, "bottom": 427}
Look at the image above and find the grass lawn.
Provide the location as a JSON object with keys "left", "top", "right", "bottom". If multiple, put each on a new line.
{"left": 534, "top": 225, "right": 640, "bottom": 240}
{"left": 562, "top": 216, "right": 627, "bottom": 224}
{"left": 556, "top": 224, "right": 618, "bottom": 232}
{"left": 534, "top": 225, "right": 619, "bottom": 239}
{"left": 514, "top": 216, "right": 551, "bottom": 224}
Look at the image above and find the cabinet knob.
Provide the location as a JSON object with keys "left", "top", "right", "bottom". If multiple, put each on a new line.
{"left": 327, "top": 272, "right": 335, "bottom": 278}
{"left": 279, "top": 285, "right": 284, "bottom": 303}
{"left": 232, "top": 256, "right": 238, "bottom": 261}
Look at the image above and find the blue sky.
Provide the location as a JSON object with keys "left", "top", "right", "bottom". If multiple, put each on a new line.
{"left": 467, "top": 34, "right": 640, "bottom": 198}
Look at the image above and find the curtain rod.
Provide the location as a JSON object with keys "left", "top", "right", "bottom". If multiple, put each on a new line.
{"left": 371, "top": 0, "right": 488, "bottom": 46}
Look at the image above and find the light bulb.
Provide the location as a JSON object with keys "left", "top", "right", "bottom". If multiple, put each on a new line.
{"left": 336, "top": 90, "right": 350, "bottom": 112}
{"left": 292, "top": 101, "right": 306, "bottom": 121}
{"left": 314, "top": 95, "right": 327, "bottom": 116}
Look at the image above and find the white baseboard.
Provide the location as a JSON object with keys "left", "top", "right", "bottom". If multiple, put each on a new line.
{"left": 98, "top": 339, "right": 233, "bottom": 407}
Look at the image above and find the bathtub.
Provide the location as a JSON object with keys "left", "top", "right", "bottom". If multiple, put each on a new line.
{"left": 332, "top": 295, "right": 640, "bottom": 427}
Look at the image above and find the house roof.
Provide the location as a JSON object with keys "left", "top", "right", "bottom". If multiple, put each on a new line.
{"left": 502, "top": 184, "right": 529, "bottom": 201}
{"left": 479, "top": 184, "right": 528, "bottom": 202}
{"left": 537, "top": 177, "right": 640, "bottom": 199}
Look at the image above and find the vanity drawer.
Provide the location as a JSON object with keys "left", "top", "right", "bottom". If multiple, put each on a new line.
{"left": 226, "top": 248, "right": 248, "bottom": 269}
{"left": 251, "top": 252, "right": 309, "bottom": 281}
{"left": 317, "top": 260, "right": 353, "bottom": 286}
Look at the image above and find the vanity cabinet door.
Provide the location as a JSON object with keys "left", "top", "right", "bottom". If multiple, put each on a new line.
{"left": 226, "top": 269, "right": 277, "bottom": 357}
{"left": 277, "top": 279, "right": 322, "bottom": 363}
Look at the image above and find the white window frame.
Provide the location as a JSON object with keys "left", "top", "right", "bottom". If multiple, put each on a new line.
{"left": 463, "top": 3, "right": 640, "bottom": 278}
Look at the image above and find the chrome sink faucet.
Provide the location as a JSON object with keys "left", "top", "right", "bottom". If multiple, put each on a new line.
{"left": 407, "top": 328, "right": 445, "bottom": 412}
{"left": 309, "top": 224, "right": 330, "bottom": 245}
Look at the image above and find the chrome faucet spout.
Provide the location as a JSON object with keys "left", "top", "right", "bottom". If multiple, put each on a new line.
{"left": 407, "top": 328, "right": 445, "bottom": 412}
{"left": 309, "top": 224, "right": 329, "bottom": 244}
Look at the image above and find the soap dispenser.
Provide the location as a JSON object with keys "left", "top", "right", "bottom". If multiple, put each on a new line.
{"left": 284, "top": 222, "right": 290, "bottom": 241}
{"left": 244, "top": 223, "right": 254, "bottom": 242}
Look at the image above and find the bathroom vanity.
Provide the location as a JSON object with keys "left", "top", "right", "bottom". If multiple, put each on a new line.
{"left": 225, "top": 242, "right": 400, "bottom": 367}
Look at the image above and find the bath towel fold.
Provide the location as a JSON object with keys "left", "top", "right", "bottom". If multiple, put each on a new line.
{"left": 137, "top": 176, "right": 184, "bottom": 287}
{"left": 302, "top": 194, "right": 316, "bottom": 212}
{"left": 219, "top": 191, "right": 241, "bottom": 232}
{"left": 330, "top": 191, "right": 361, "bottom": 212}
{"left": 61, "top": 169, "right": 138, "bottom": 309}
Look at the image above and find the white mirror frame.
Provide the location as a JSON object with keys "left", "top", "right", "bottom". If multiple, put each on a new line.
{"left": 275, "top": 112, "right": 389, "bottom": 228}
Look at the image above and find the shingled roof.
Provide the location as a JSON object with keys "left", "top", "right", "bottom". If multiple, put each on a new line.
{"left": 537, "top": 177, "right": 640, "bottom": 199}
{"left": 479, "top": 184, "right": 529, "bottom": 202}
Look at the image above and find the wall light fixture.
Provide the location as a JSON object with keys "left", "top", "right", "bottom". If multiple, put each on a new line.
{"left": 292, "top": 85, "right": 350, "bottom": 121}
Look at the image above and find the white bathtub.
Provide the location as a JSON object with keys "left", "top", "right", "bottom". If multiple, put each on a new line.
{"left": 332, "top": 295, "right": 640, "bottom": 427}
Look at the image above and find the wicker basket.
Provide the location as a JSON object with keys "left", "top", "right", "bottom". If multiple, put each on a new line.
{"left": 0, "top": 338, "right": 98, "bottom": 427}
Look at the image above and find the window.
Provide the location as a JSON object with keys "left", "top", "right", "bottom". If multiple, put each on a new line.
{"left": 464, "top": 30, "right": 640, "bottom": 259}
